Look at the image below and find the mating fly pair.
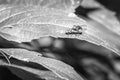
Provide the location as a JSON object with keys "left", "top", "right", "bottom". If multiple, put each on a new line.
{"left": 65, "top": 25, "right": 84, "bottom": 35}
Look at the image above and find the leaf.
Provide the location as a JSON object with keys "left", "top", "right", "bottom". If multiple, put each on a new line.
{"left": 0, "top": 4, "right": 120, "bottom": 55}
{"left": 0, "top": 48, "right": 84, "bottom": 80}
{"left": 0, "top": 60, "right": 64, "bottom": 80}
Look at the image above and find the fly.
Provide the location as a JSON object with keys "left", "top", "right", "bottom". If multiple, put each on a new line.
{"left": 65, "top": 25, "right": 83, "bottom": 35}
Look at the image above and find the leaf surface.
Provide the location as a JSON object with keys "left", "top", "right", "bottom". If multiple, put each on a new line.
{"left": 0, "top": 48, "right": 84, "bottom": 80}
